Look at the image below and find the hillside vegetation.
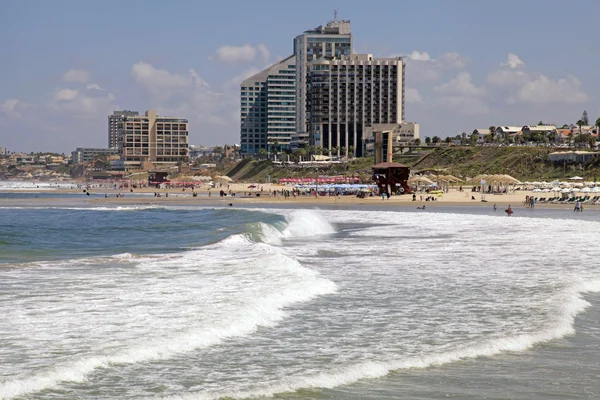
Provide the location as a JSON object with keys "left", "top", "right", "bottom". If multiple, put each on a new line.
{"left": 223, "top": 147, "right": 600, "bottom": 183}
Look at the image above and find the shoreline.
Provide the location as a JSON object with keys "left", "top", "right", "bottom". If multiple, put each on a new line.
{"left": 1, "top": 192, "right": 596, "bottom": 211}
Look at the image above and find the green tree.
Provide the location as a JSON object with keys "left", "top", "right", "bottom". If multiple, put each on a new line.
{"left": 445, "top": 136, "right": 452, "bottom": 144}
{"left": 582, "top": 110, "right": 589, "bottom": 125}
{"left": 258, "top": 148, "right": 267, "bottom": 159}
{"left": 432, "top": 136, "right": 440, "bottom": 144}
{"left": 340, "top": 146, "right": 347, "bottom": 157}
{"left": 297, "top": 147, "right": 307, "bottom": 162}
{"left": 469, "top": 132, "right": 478, "bottom": 146}
{"left": 424, "top": 136, "right": 431, "bottom": 145}
{"left": 414, "top": 138, "right": 421, "bottom": 146}
{"left": 333, "top": 146, "right": 341, "bottom": 157}
{"left": 348, "top": 145, "right": 355, "bottom": 158}
{"left": 576, "top": 119, "right": 584, "bottom": 135}
{"left": 595, "top": 118, "right": 600, "bottom": 135}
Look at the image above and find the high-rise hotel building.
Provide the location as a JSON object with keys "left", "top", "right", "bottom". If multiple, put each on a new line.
{"left": 307, "top": 54, "right": 406, "bottom": 157}
{"left": 240, "top": 56, "right": 296, "bottom": 155}
{"left": 116, "top": 110, "right": 189, "bottom": 171}
{"left": 293, "top": 19, "right": 352, "bottom": 144}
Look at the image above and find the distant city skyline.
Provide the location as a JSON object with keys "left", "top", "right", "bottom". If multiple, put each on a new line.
{"left": 1, "top": 0, "right": 599, "bottom": 153}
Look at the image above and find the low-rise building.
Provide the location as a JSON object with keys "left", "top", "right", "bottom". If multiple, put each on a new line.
{"left": 72, "top": 148, "right": 120, "bottom": 165}
{"left": 548, "top": 151, "right": 600, "bottom": 163}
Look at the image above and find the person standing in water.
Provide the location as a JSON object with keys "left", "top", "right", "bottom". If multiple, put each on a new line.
{"left": 506, "top": 205, "right": 513, "bottom": 216}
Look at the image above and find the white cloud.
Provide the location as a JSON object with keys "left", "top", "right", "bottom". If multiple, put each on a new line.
{"left": 437, "top": 96, "right": 490, "bottom": 115}
{"left": 406, "top": 88, "right": 422, "bottom": 104}
{"left": 409, "top": 51, "right": 431, "bottom": 61}
{"left": 435, "top": 72, "right": 485, "bottom": 97}
{"left": 433, "top": 73, "right": 488, "bottom": 115}
{"left": 256, "top": 44, "right": 270, "bottom": 63}
{"left": 400, "top": 51, "right": 468, "bottom": 82}
{"left": 54, "top": 89, "right": 79, "bottom": 101}
{"left": 486, "top": 68, "right": 530, "bottom": 86}
{"left": 517, "top": 75, "right": 589, "bottom": 104}
{"left": 50, "top": 88, "right": 117, "bottom": 117}
{"left": 63, "top": 69, "right": 91, "bottom": 83}
{"left": 502, "top": 53, "right": 524, "bottom": 69}
{"left": 131, "top": 62, "right": 233, "bottom": 136}
{"left": 86, "top": 83, "right": 105, "bottom": 91}
{"left": 1, "top": 99, "right": 29, "bottom": 119}
{"left": 438, "top": 52, "right": 467, "bottom": 69}
{"left": 211, "top": 44, "right": 271, "bottom": 63}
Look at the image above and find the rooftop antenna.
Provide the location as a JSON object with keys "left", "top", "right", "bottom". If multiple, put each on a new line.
{"left": 333, "top": 8, "right": 338, "bottom": 21}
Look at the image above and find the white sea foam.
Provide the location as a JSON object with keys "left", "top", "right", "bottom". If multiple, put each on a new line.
{"left": 165, "top": 279, "right": 600, "bottom": 400}
{"left": 0, "top": 212, "right": 337, "bottom": 399}
{"left": 3, "top": 208, "right": 600, "bottom": 399}
{"left": 255, "top": 209, "right": 336, "bottom": 245}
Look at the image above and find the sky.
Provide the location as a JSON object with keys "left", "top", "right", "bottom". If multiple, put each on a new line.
{"left": 1, "top": 0, "right": 599, "bottom": 153}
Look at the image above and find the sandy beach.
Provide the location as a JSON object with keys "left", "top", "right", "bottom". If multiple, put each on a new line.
{"left": 2, "top": 182, "right": 595, "bottom": 211}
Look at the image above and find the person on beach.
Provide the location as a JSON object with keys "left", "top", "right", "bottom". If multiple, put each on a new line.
{"left": 505, "top": 205, "right": 513, "bottom": 216}
{"left": 574, "top": 200, "right": 582, "bottom": 212}
{"left": 493, "top": 204, "right": 497, "bottom": 211}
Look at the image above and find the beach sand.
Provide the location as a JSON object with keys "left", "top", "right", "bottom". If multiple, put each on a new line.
{"left": 2, "top": 184, "right": 592, "bottom": 211}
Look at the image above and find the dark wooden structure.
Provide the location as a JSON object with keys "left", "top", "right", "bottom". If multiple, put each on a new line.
{"left": 148, "top": 171, "right": 169, "bottom": 186}
{"left": 372, "top": 162, "right": 411, "bottom": 195}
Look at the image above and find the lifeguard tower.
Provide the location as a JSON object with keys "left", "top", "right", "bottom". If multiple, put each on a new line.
{"left": 372, "top": 162, "right": 411, "bottom": 195}
{"left": 371, "top": 129, "right": 411, "bottom": 194}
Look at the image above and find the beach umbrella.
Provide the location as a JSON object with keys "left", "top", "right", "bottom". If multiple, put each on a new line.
{"left": 408, "top": 176, "right": 434, "bottom": 185}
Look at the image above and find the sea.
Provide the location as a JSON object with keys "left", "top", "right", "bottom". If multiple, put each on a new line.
{"left": 1, "top": 186, "right": 600, "bottom": 399}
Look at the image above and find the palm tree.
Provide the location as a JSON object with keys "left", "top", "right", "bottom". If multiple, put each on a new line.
{"left": 333, "top": 146, "right": 341, "bottom": 158}
{"left": 340, "top": 146, "right": 347, "bottom": 158}
{"left": 258, "top": 148, "right": 267, "bottom": 159}
{"left": 297, "top": 147, "right": 307, "bottom": 162}
{"left": 348, "top": 145, "right": 355, "bottom": 158}
{"left": 576, "top": 119, "right": 584, "bottom": 135}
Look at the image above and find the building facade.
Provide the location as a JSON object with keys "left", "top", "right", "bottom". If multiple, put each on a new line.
{"left": 72, "top": 148, "right": 120, "bottom": 165}
{"left": 108, "top": 110, "right": 139, "bottom": 149}
{"left": 294, "top": 19, "right": 352, "bottom": 142}
{"left": 307, "top": 54, "right": 406, "bottom": 157}
{"left": 240, "top": 56, "right": 296, "bottom": 155}
{"left": 118, "top": 110, "right": 189, "bottom": 171}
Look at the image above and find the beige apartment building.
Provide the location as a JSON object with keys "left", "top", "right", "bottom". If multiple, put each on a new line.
{"left": 116, "top": 110, "right": 189, "bottom": 171}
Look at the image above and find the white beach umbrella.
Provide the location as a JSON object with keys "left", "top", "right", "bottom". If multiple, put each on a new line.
{"left": 581, "top": 187, "right": 592, "bottom": 193}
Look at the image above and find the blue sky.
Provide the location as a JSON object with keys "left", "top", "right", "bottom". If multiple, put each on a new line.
{"left": 1, "top": 0, "right": 599, "bottom": 153}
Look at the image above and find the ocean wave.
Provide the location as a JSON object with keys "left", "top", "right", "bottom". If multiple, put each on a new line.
{"left": 163, "top": 279, "right": 600, "bottom": 400}
{"left": 0, "top": 214, "right": 337, "bottom": 399}
{"left": 250, "top": 209, "right": 336, "bottom": 245}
